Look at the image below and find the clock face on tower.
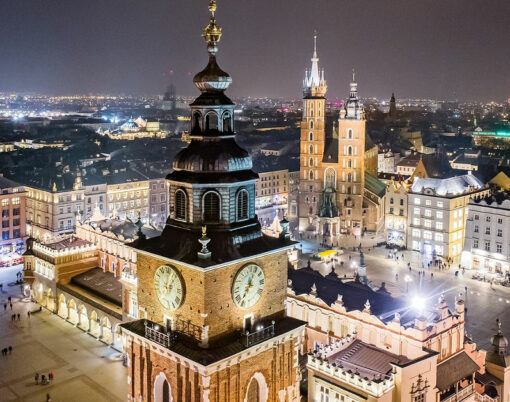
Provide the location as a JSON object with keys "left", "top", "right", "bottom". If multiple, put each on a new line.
{"left": 154, "top": 265, "right": 184, "bottom": 311}
{"left": 232, "top": 264, "right": 265, "bottom": 309}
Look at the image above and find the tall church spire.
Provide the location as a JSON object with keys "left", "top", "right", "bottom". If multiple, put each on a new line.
{"left": 303, "top": 32, "right": 326, "bottom": 98}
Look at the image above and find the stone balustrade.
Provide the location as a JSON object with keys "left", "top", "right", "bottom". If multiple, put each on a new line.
{"left": 307, "top": 354, "right": 395, "bottom": 398}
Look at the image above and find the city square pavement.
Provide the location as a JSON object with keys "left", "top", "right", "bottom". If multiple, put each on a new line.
{"left": 0, "top": 266, "right": 126, "bottom": 402}
{"left": 296, "top": 234, "right": 510, "bottom": 352}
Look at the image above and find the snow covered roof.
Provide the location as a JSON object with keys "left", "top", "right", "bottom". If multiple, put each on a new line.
{"left": 410, "top": 174, "right": 484, "bottom": 197}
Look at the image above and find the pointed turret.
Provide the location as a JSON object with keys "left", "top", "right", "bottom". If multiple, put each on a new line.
{"left": 343, "top": 69, "right": 362, "bottom": 120}
{"left": 303, "top": 33, "right": 327, "bottom": 98}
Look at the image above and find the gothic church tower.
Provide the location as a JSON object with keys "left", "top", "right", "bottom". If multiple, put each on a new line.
{"left": 298, "top": 34, "right": 327, "bottom": 235}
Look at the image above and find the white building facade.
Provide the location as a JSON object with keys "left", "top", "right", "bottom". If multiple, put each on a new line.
{"left": 461, "top": 192, "right": 510, "bottom": 275}
{"left": 407, "top": 175, "right": 489, "bottom": 259}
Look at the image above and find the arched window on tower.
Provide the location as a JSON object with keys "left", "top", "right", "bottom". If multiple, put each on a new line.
{"left": 175, "top": 189, "right": 187, "bottom": 221}
{"left": 236, "top": 189, "right": 249, "bottom": 221}
{"left": 309, "top": 170, "right": 314, "bottom": 180}
{"left": 347, "top": 146, "right": 353, "bottom": 156}
{"left": 309, "top": 132, "right": 313, "bottom": 141}
{"left": 246, "top": 378, "right": 260, "bottom": 402}
{"left": 192, "top": 111, "right": 202, "bottom": 134}
{"left": 203, "top": 192, "right": 220, "bottom": 223}
{"left": 348, "top": 129, "right": 353, "bottom": 139}
{"left": 310, "top": 121, "right": 314, "bottom": 129}
{"left": 205, "top": 112, "right": 218, "bottom": 131}
{"left": 309, "top": 158, "right": 314, "bottom": 167}
{"left": 347, "top": 173, "right": 352, "bottom": 182}
{"left": 222, "top": 112, "right": 232, "bottom": 133}
{"left": 325, "top": 168, "right": 336, "bottom": 189}
{"left": 347, "top": 160, "right": 352, "bottom": 168}
{"left": 309, "top": 144, "right": 313, "bottom": 154}
{"left": 162, "top": 380, "right": 170, "bottom": 402}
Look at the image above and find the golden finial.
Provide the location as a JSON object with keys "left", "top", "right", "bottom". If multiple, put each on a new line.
{"left": 203, "top": 0, "right": 222, "bottom": 55}
{"left": 208, "top": 0, "right": 217, "bottom": 15}
{"left": 52, "top": 182, "right": 57, "bottom": 192}
{"left": 202, "top": 225, "right": 207, "bottom": 238}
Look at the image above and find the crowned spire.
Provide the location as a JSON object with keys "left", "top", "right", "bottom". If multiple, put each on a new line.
{"left": 203, "top": 0, "right": 222, "bottom": 55}
{"left": 303, "top": 32, "right": 327, "bottom": 97}
{"left": 194, "top": 0, "right": 232, "bottom": 93}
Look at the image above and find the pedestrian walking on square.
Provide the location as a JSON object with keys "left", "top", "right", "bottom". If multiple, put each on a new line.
{"left": 9, "top": 303, "right": 12, "bottom": 310}
{"left": 8, "top": 346, "right": 12, "bottom": 354}
{"left": 35, "top": 373, "right": 39, "bottom": 384}
{"left": 8, "top": 296, "right": 11, "bottom": 303}
{"left": 49, "top": 371, "right": 54, "bottom": 381}
{"left": 46, "top": 393, "right": 51, "bottom": 402}
{"left": 3, "top": 303, "right": 6, "bottom": 311}
{"left": 27, "top": 311, "right": 30, "bottom": 318}
{"left": 17, "top": 313, "right": 20, "bottom": 320}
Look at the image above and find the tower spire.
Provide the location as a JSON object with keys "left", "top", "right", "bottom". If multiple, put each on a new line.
{"left": 203, "top": 0, "right": 222, "bottom": 55}
{"left": 313, "top": 30, "right": 318, "bottom": 59}
{"left": 303, "top": 31, "right": 326, "bottom": 97}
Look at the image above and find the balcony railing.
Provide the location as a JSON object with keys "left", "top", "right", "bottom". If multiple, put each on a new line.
{"left": 144, "top": 321, "right": 177, "bottom": 348}
{"left": 475, "top": 392, "right": 498, "bottom": 402}
{"left": 441, "top": 384, "right": 474, "bottom": 402}
{"left": 173, "top": 318, "right": 202, "bottom": 341}
{"left": 243, "top": 321, "right": 275, "bottom": 348}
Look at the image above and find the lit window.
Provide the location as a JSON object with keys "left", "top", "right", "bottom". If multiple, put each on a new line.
{"left": 12, "top": 197, "right": 20, "bottom": 205}
{"left": 425, "top": 209, "right": 431, "bottom": 217}
{"left": 436, "top": 211, "right": 443, "bottom": 219}
{"left": 437, "top": 201, "right": 443, "bottom": 208}
{"left": 412, "top": 229, "right": 420, "bottom": 237}
{"left": 414, "top": 207, "right": 420, "bottom": 215}
{"left": 1, "top": 199, "right": 8, "bottom": 207}
{"left": 414, "top": 198, "right": 421, "bottom": 205}
{"left": 424, "top": 220, "right": 431, "bottom": 228}
{"left": 423, "top": 231, "right": 432, "bottom": 240}
{"left": 425, "top": 199, "right": 431, "bottom": 206}
{"left": 434, "top": 233, "right": 443, "bottom": 242}
{"left": 413, "top": 218, "right": 420, "bottom": 225}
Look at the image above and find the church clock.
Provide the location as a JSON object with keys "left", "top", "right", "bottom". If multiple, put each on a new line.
{"left": 154, "top": 265, "right": 184, "bottom": 311}
{"left": 232, "top": 264, "right": 265, "bottom": 309}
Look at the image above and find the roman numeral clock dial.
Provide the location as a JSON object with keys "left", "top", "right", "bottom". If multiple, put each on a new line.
{"left": 154, "top": 265, "right": 184, "bottom": 311}
{"left": 232, "top": 264, "right": 265, "bottom": 309}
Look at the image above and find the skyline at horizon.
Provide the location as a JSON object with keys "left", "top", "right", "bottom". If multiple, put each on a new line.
{"left": 0, "top": 0, "right": 509, "bottom": 102}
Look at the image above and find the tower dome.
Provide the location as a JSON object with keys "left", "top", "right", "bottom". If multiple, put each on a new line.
{"left": 492, "top": 319, "right": 508, "bottom": 354}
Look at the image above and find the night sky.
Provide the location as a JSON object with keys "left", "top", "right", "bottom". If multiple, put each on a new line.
{"left": 0, "top": 0, "right": 509, "bottom": 101}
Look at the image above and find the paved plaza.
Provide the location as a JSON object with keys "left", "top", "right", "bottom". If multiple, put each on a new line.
{"left": 1, "top": 233, "right": 510, "bottom": 401}
{"left": 297, "top": 234, "right": 510, "bottom": 351}
{"left": 0, "top": 266, "right": 126, "bottom": 402}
